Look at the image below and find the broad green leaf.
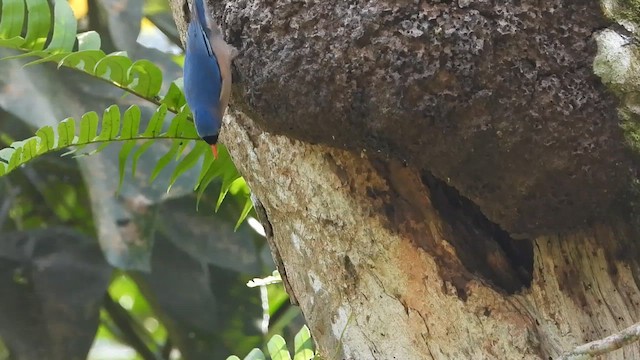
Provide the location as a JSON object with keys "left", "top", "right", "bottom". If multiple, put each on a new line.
{"left": 94, "top": 52, "right": 133, "bottom": 86}
{"left": 294, "top": 326, "right": 314, "bottom": 360}
{"left": 7, "top": 146, "right": 22, "bottom": 171}
{"left": 24, "top": 0, "right": 51, "bottom": 50}
{"left": 57, "top": 118, "right": 75, "bottom": 148}
{"left": 120, "top": 105, "right": 141, "bottom": 139}
{"left": 59, "top": 50, "right": 106, "bottom": 73}
{"left": 226, "top": 357, "right": 241, "bottom": 360}
{"left": 36, "top": 126, "right": 55, "bottom": 153}
{"left": 79, "top": 112, "right": 99, "bottom": 143}
{"left": 165, "top": 110, "right": 189, "bottom": 137}
{"left": 178, "top": 115, "right": 198, "bottom": 138}
{"left": 244, "top": 349, "right": 266, "bottom": 360}
{"left": 142, "top": 105, "right": 167, "bottom": 136}
{"left": 161, "top": 81, "right": 187, "bottom": 111}
{"left": 47, "top": 0, "right": 77, "bottom": 52}
{"left": 0, "top": 148, "right": 15, "bottom": 162}
{"left": 77, "top": 31, "right": 101, "bottom": 51}
{"left": 229, "top": 176, "right": 250, "bottom": 196}
{"left": 96, "top": 105, "right": 120, "bottom": 141}
{"left": 128, "top": 59, "right": 162, "bottom": 97}
{"left": 0, "top": 0, "right": 26, "bottom": 39}
{"left": 267, "top": 335, "right": 292, "bottom": 360}
{"left": 21, "top": 136, "right": 39, "bottom": 162}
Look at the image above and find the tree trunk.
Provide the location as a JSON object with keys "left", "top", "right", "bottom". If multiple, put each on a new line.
{"left": 172, "top": 1, "right": 640, "bottom": 358}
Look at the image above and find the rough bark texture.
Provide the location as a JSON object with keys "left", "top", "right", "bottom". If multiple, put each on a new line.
{"left": 218, "top": 0, "right": 636, "bottom": 237}
{"left": 222, "top": 111, "right": 640, "bottom": 359}
{"left": 169, "top": 0, "right": 640, "bottom": 359}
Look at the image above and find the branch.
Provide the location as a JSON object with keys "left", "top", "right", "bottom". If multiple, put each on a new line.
{"left": 559, "top": 321, "right": 640, "bottom": 359}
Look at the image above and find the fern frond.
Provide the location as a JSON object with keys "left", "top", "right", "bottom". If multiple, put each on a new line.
{"left": 225, "top": 326, "right": 315, "bottom": 360}
{"left": 0, "top": 104, "right": 194, "bottom": 175}
{"left": 0, "top": 0, "right": 183, "bottom": 113}
{"left": 0, "top": 0, "right": 253, "bottom": 224}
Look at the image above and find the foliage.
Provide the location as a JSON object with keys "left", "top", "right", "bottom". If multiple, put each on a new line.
{"left": 226, "top": 326, "right": 315, "bottom": 360}
{"left": 0, "top": 0, "right": 251, "bottom": 227}
{"left": 0, "top": 0, "right": 308, "bottom": 359}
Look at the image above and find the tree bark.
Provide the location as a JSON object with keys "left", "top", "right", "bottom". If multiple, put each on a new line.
{"left": 171, "top": 1, "right": 640, "bottom": 358}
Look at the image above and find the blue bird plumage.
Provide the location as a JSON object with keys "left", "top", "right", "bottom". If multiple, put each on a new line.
{"left": 183, "top": 0, "right": 235, "bottom": 158}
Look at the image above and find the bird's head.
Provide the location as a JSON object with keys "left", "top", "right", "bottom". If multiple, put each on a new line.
{"left": 193, "top": 107, "right": 222, "bottom": 158}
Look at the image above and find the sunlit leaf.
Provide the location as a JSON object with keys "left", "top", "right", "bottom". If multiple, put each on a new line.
{"left": 47, "top": 0, "right": 77, "bottom": 52}
{"left": 128, "top": 59, "right": 162, "bottom": 98}
{"left": 24, "top": 0, "right": 51, "bottom": 50}
{"left": 0, "top": 0, "right": 26, "bottom": 39}
{"left": 293, "top": 326, "right": 314, "bottom": 360}
{"left": 94, "top": 53, "right": 133, "bottom": 86}
{"left": 267, "top": 335, "right": 292, "bottom": 360}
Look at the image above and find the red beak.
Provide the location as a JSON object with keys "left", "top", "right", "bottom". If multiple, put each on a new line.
{"left": 211, "top": 144, "right": 218, "bottom": 159}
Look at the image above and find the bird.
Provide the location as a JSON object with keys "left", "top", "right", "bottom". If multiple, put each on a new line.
{"left": 183, "top": 0, "right": 236, "bottom": 159}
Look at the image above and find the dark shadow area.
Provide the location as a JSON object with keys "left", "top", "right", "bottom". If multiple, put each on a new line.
{"left": 421, "top": 171, "right": 533, "bottom": 294}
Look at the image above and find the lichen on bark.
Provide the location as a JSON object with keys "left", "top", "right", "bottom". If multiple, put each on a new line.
{"left": 215, "top": 0, "right": 638, "bottom": 237}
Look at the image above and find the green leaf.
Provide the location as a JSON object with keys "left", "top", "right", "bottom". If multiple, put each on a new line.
{"left": 196, "top": 152, "right": 225, "bottom": 203}
{"left": 131, "top": 140, "right": 155, "bottom": 178}
{"left": 226, "top": 357, "right": 242, "bottom": 360}
{"left": 21, "top": 136, "right": 39, "bottom": 163}
{"left": 150, "top": 140, "right": 180, "bottom": 182}
{"left": 117, "top": 141, "right": 136, "bottom": 193}
{"left": 294, "top": 326, "right": 314, "bottom": 360}
{"left": 235, "top": 196, "right": 254, "bottom": 231}
{"left": 36, "top": 125, "right": 55, "bottom": 153}
{"left": 217, "top": 170, "right": 241, "bottom": 210}
{"left": 0, "top": 0, "right": 26, "bottom": 39}
{"left": 79, "top": 111, "right": 99, "bottom": 143}
{"left": 94, "top": 52, "right": 133, "bottom": 86}
{"left": 267, "top": 335, "right": 292, "bottom": 360}
{"left": 46, "top": 0, "right": 77, "bottom": 52}
{"left": 77, "top": 31, "right": 101, "bottom": 51}
{"left": 167, "top": 141, "right": 205, "bottom": 191}
{"left": 7, "top": 146, "right": 22, "bottom": 171}
{"left": 128, "top": 59, "right": 163, "bottom": 98}
{"left": 0, "top": 37, "right": 26, "bottom": 48}
{"left": 0, "top": 148, "right": 14, "bottom": 163}
{"left": 244, "top": 349, "right": 266, "bottom": 360}
{"left": 195, "top": 149, "right": 215, "bottom": 209}
{"left": 142, "top": 105, "right": 167, "bottom": 137}
{"left": 57, "top": 117, "right": 75, "bottom": 148}
{"left": 161, "top": 81, "right": 187, "bottom": 111}
{"left": 120, "top": 105, "right": 141, "bottom": 139}
{"left": 24, "top": 0, "right": 51, "bottom": 50}
{"left": 96, "top": 105, "right": 120, "bottom": 141}
{"left": 59, "top": 50, "right": 106, "bottom": 73}
{"left": 165, "top": 110, "right": 189, "bottom": 137}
